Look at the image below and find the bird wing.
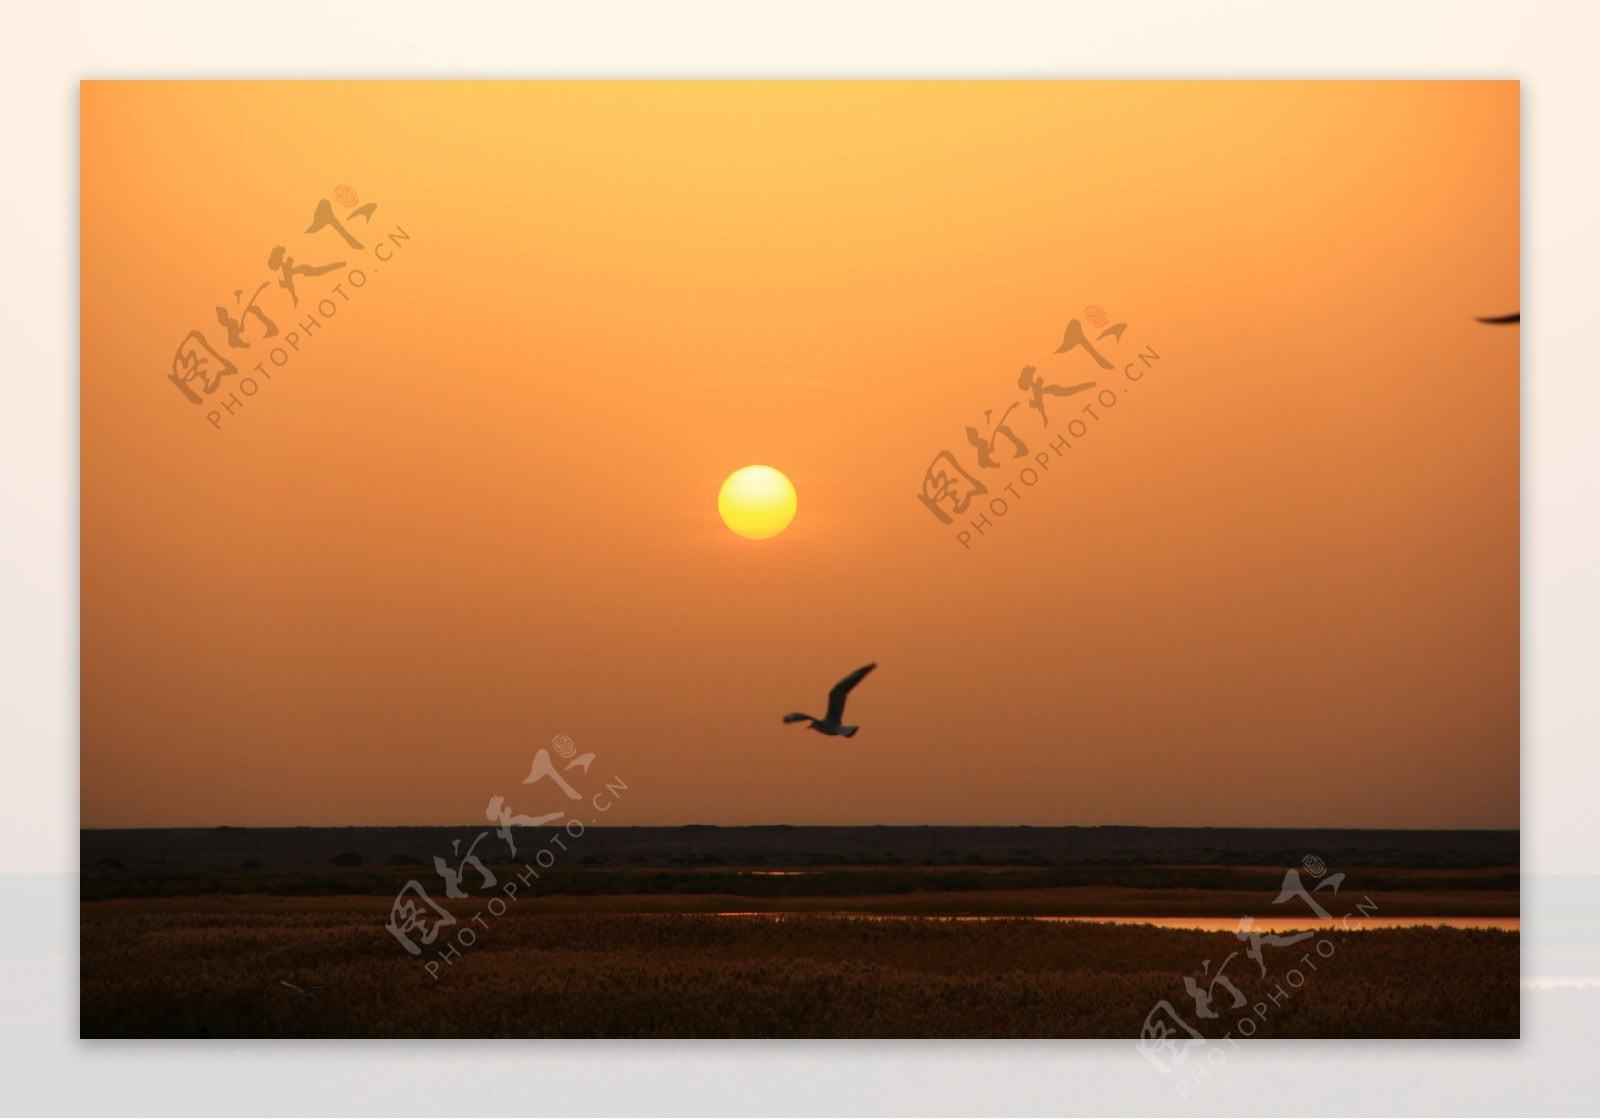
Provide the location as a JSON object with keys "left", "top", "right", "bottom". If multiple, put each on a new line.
{"left": 279, "top": 981, "right": 304, "bottom": 994}
{"left": 1474, "top": 313, "right": 1519, "bottom": 324}
{"left": 782, "top": 713, "right": 813, "bottom": 724}
{"left": 825, "top": 663, "right": 876, "bottom": 724}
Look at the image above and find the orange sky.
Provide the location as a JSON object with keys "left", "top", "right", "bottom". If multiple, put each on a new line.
{"left": 80, "top": 81, "right": 1519, "bottom": 829}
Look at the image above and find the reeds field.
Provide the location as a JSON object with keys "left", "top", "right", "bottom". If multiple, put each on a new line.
{"left": 80, "top": 898, "right": 1517, "bottom": 1038}
{"left": 79, "top": 826, "right": 1519, "bottom": 1039}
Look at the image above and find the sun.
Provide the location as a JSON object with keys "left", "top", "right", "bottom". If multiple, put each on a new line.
{"left": 718, "top": 465, "right": 797, "bottom": 540}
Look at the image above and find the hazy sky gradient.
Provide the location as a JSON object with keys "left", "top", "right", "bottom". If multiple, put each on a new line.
{"left": 81, "top": 81, "right": 1519, "bottom": 828}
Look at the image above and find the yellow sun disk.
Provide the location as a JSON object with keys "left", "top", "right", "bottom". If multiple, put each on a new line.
{"left": 718, "top": 466, "right": 797, "bottom": 540}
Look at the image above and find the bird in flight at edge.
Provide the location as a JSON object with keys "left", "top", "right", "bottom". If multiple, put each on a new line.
{"left": 784, "top": 663, "right": 877, "bottom": 738}
{"left": 1474, "top": 312, "right": 1520, "bottom": 324}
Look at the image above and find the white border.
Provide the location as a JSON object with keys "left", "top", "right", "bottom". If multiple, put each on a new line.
{"left": 6, "top": 1, "right": 1597, "bottom": 1114}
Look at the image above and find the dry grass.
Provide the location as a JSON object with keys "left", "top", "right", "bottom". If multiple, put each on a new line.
{"left": 81, "top": 896, "right": 1518, "bottom": 1038}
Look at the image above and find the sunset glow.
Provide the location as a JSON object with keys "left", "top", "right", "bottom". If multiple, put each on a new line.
{"left": 718, "top": 465, "right": 798, "bottom": 540}
{"left": 80, "top": 81, "right": 1518, "bottom": 830}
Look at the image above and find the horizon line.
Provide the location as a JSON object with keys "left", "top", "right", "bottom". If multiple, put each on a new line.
{"left": 77, "top": 821, "right": 1523, "bottom": 833}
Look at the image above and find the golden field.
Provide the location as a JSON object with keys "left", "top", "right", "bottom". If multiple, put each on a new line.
{"left": 81, "top": 896, "right": 1518, "bottom": 1038}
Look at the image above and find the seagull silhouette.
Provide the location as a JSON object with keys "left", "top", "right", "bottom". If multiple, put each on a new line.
{"left": 1474, "top": 312, "right": 1520, "bottom": 324}
{"left": 784, "top": 663, "right": 876, "bottom": 737}
{"left": 279, "top": 980, "right": 332, "bottom": 998}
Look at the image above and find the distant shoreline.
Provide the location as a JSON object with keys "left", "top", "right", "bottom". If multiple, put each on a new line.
{"left": 81, "top": 824, "right": 1519, "bottom": 908}
{"left": 80, "top": 825, "right": 1521, "bottom": 870}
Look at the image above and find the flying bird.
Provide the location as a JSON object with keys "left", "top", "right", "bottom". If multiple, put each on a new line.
{"left": 279, "top": 980, "right": 332, "bottom": 998}
{"left": 1474, "top": 312, "right": 1520, "bottom": 324}
{"left": 784, "top": 663, "right": 877, "bottom": 737}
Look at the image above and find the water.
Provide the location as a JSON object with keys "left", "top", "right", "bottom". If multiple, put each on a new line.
{"left": 705, "top": 912, "right": 1519, "bottom": 932}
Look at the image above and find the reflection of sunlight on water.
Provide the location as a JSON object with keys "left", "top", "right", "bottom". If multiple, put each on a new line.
{"left": 704, "top": 913, "right": 1521, "bottom": 932}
